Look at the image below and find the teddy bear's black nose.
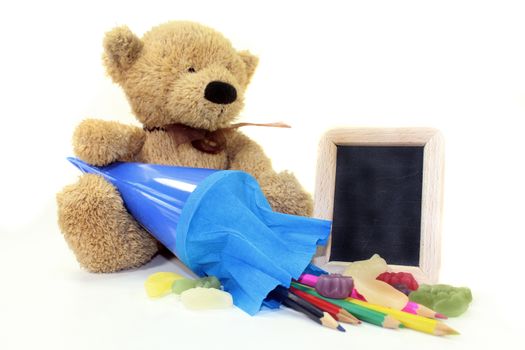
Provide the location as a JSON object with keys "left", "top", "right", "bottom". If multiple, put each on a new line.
{"left": 204, "top": 81, "right": 237, "bottom": 105}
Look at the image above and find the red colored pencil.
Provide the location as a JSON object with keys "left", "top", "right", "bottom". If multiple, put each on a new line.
{"left": 290, "top": 287, "right": 361, "bottom": 325}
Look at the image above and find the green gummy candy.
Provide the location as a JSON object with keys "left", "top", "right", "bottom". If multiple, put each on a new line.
{"left": 434, "top": 293, "right": 470, "bottom": 317}
{"left": 409, "top": 283, "right": 473, "bottom": 317}
{"left": 195, "top": 276, "right": 221, "bottom": 289}
{"left": 172, "top": 276, "right": 221, "bottom": 295}
{"left": 172, "top": 278, "right": 197, "bottom": 295}
{"left": 408, "top": 289, "right": 434, "bottom": 307}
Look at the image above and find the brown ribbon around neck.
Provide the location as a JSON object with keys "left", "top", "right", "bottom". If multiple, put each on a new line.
{"left": 145, "top": 122, "right": 291, "bottom": 154}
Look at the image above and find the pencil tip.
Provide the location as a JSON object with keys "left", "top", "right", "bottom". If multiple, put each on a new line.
{"left": 435, "top": 323, "right": 460, "bottom": 336}
{"left": 337, "top": 325, "right": 346, "bottom": 332}
{"left": 435, "top": 313, "right": 448, "bottom": 319}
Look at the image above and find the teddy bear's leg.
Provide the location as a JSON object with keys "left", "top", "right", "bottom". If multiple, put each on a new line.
{"left": 56, "top": 174, "right": 158, "bottom": 272}
{"left": 259, "top": 171, "right": 314, "bottom": 217}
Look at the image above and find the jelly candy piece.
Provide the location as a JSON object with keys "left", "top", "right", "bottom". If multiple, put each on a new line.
{"left": 343, "top": 254, "right": 408, "bottom": 310}
{"left": 408, "top": 284, "right": 472, "bottom": 317}
{"left": 180, "top": 287, "right": 233, "bottom": 310}
{"left": 145, "top": 272, "right": 184, "bottom": 298}
{"left": 172, "top": 276, "right": 222, "bottom": 295}
{"left": 392, "top": 283, "right": 412, "bottom": 296}
{"left": 195, "top": 276, "right": 221, "bottom": 289}
{"left": 353, "top": 277, "right": 409, "bottom": 310}
{"left": 172, "top": 278, "right": 198, "bottom": 295}
{"left": 315, "top": 274, "right": 354, "bottom": 299}
{"left": 343, "top": 254, "right": 388, "bottom": 279}
{"left": 377, "top": 272, "right": 419, "bottom": 291}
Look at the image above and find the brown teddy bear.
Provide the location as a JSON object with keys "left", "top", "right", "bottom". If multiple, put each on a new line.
{"left": 57, "top": 21, "right": 313, "bottom": 273}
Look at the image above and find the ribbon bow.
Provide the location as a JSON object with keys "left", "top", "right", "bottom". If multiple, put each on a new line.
{"left": 147, "top": 122, "right": 291, "bottom": 154}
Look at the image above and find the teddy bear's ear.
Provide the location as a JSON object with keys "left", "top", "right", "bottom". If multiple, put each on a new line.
{"left": 239, "top": 50, "right": 259, "bottom": 83}
{"left": 103, "top": 26, "right": 143, "bottom": 83}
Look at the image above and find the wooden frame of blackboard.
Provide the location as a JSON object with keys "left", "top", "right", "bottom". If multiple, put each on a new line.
{"left": 312, "top": 128, "right": 444, "bottom": 283}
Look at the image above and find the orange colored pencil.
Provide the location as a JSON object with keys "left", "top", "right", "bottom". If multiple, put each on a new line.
{"left": 290, "top": 287, "right": 361, "bottom": 325}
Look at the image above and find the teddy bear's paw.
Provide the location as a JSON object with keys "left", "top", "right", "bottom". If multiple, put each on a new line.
{"left": 261, "top": 171, "right": 313, "bottom": 217}
{"left": 57, "top": 174, "right": 158, "bottom": 272}
{"left": 73, "top": 119, "right": 146, "bottom": 166}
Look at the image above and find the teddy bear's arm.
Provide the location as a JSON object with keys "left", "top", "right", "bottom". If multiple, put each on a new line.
{"left": 226, "top": 130, "right": 313, "bottom": 216}
{"left": 73, "top": 119, "right": 146, "bottom": 166}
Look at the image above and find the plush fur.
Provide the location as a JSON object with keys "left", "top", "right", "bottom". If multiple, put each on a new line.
{"left": 57, "top": 21, "right": 313, "bottom": 273}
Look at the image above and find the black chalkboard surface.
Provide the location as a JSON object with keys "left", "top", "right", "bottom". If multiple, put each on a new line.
{"left": 330, "top": 146, "right": 424, "bottom": 265}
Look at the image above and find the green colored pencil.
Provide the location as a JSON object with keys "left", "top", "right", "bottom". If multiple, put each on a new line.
{"left": 291, "top": 282, "right": 402, "bottom": 329}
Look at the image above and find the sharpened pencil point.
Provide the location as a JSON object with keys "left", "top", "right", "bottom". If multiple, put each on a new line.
{"left": 435, "top": 313, "right": 448, "bottom": 319}
{"left": 337, "top": 324, "right": 346, "bottom": 332}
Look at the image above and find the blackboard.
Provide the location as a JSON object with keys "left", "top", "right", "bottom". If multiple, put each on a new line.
{"left": 330, "top": 146, "right": 424, "bottom": 265}
{"left": 313, "top": 128, "right": 444, "bottom": 283}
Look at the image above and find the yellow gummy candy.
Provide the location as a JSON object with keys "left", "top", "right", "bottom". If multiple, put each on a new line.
{"left": 343, "top": 254, "right": 388, "bottom": 279}
{"left": 145, "top": 272, "right": 184, "bottom": 298}
{"left": 353, "top": 277, "right": 409, "bottom": 310}
{"left": 180, "top": 287, "right": 233, "bottom": 310}
{"left": 344, "top": 254, "right": 408, "bottom": 310}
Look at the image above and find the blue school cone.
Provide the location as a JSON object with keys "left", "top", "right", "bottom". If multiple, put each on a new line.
{"left": 68, "top": 157, "right": 330, "bottom": 315}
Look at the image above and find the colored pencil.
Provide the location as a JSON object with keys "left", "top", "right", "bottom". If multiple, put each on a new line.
{"left": 281, "top": 297, "right": 346, "bottom": 332}
{"left": 291, "top": 282, "right": 401, "bottom": 329}
{"left": 346, "top": 298, "right": 459, "bottom": 336}
{"left": 274, "top": 286, "right": 329, "bottom": 318}
{"left": 298, "top": 273, "right": 319, "bottom": 287}
{"left": 403, "top": 302, "right": 447, "bottom": 320}
{"left": 290, "top": 287, "right": 361, "bottom": 325}
{"left": 271, "top": 286, "right": 346, "bottom": 332}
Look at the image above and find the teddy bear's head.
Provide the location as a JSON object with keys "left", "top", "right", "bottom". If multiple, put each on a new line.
{"left": 102, "top": 21, "right": 258, "bottom": 131}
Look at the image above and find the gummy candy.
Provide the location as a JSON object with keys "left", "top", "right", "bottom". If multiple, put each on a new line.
{"left": 409, "top": 284, "right": 472, "bottom": 317}
{"left": 145, "top": 272, "right": 184, "bottom": 298}
{"left": 353, "top": 277, "right": 409, "bottom": 310}
{"left": 343, "top": 254, "right": 388, "bottom": 279}
{"left": 172, "top": 276, "right": 222, "bottom": 295}
{"left": 392, "top": 283, "right": 412, "bottom": 296}
{"left": 315, "top": 274, "right": 354, "bottom": 299}
{"left": 195, "top": 276, "right": 221, "bottom": 289}
{"left": 180, "top": 287, "right": 233, "bottom": 310}
{"left": 377, "top": 272, "right": 419, "bottom": 291}
{"left": 343, "top": 254, "right": 408, "bottom": 310}
{"left": 172, "top": 278, "right": 198, "bottom": 295}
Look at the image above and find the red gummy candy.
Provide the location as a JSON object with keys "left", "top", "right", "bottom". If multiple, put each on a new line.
{"left": 376, "top": 272, "right": 419, "bottom": 291}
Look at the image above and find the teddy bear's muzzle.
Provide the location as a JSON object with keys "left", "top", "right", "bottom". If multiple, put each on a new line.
{"left": 204, "top": 81, "right": 237, "bottom": 105}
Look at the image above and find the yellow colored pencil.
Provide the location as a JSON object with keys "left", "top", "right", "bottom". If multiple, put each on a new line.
{"left": 346, "top": 298, "right": 459, "bottom": 336}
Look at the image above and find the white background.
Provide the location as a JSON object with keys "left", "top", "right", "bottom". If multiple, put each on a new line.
{"left": 0, "top": 0, "right": 524, "bottom": 349}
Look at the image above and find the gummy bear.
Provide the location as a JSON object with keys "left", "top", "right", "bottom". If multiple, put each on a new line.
{"left": 180, "top": 287, "right": 233, "bottom": 310}
{"left": 144, "top": 272, "right": 184, "bottom": 298}
{"left": 408, "top": 284, "right": 472, "bottom": 317}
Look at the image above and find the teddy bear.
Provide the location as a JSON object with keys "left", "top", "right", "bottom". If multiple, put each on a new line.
{"left": 56, "top": 21, "right": 313, "bottom": 273}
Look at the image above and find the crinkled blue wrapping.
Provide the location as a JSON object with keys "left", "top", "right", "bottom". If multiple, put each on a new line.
{"left": 175, "top": 171, "right": 331, "bottom": 314}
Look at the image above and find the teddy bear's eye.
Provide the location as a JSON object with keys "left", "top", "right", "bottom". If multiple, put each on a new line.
{"left": 188, "top": 67, "right": 196, "bottom": 73}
